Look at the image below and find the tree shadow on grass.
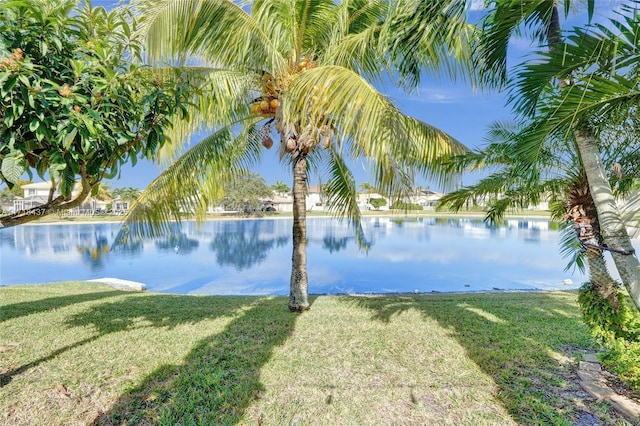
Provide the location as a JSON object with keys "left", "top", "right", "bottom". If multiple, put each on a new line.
{"left": 336, "top": 292, "right": 618, "bottom": 425}
{"left": 76, "top": 295, "right": 307, "bottom": 425}
{"left": 0, "top": 288, "right": 124, "bottom": 323}
{"left": 1, "top": 292, "right": 249, "bottom": 388}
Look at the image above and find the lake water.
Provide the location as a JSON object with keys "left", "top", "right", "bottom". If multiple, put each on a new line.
{"left": 0, "top": 216, "right": 597, "bottom": 295}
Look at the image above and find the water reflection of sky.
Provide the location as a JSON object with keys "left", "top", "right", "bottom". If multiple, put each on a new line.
{"left": 1, "top": 217, "right": 633, "bottom": 295}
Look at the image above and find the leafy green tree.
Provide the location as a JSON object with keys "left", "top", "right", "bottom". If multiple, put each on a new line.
{"left": 0, "top": 186, "right": 13, "bottom": 202}
{"left": 0, "top": 0, "right": 189, "bottom": 226}
{"left": 121, "top": 0, "right": 470, "bottom": 311}
{"left": 369, "top": 197, "right": 386, "bottom": 210}
{"left": 221, "top": 172, "right": 272, "bottom": 214}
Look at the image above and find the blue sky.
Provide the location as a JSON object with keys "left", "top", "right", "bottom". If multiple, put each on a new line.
{"left": 86, "top": 1, "right": 623, "bottom": 190}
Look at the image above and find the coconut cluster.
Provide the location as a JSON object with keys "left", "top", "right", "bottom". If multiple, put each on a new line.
{"left": 0, "top": 48, "right": 24, "bottom": 70}
{"left": 254, "top": 56, "right": 332, "bottom": 153}
{"left": 250, "top": 97, "right": 280, "bottom": 115}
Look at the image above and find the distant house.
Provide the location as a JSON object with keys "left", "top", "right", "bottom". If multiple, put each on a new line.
{"left": 13, "top": 181, "right": 107, "bottom": 215}
{"left": 13, "top": 182, "right": 74, "bottom": 212}
{"left": 262, "top": 194, "right": 293, "bottom": 213}
{"left": 110, "top": 197, "right": 130, "bottom": 213}
{"left": 471, "top": 192, "right": 550, "bottom": 211}
{"left": 306, "top": 185, "right": 325, "bottom": 211}
{"left": 357, "top": 192, "right": 389, "bottom": 210}
{"left": 408, "top": 189, "right": 444, "bottom": 209}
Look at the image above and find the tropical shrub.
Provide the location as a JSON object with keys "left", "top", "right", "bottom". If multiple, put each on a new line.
{"left": 369, "top": 198, "right": 387, "bottom": 210}
{"left": 578, "top": 282, "right": 640, "bottom": 392}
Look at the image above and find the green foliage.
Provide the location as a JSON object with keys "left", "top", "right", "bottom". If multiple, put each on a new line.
{"left": 578, "top": 283, "right": 640, "bottom": 343}
{"left": 578, "top": 282, "right": 640, "bottom": 393}
{"left": 111, "top": 187, "right": 141, "bottom": 203}
{"left": 0, "top": 0, "right": 189, "bottom": 220}
{"left": 600, "top": 340, "right": 640, "bottom": 392}
{"left": 221, "top": 172, "right": 272, "bottom": 214}
{"left": 368, "top": 197, "right": 386, "bottom": 210}
{"left": 392, "top": 201, "right": 422, "bottom": 211}
{"left": 270, "top": 180, "right": 290, "bottom": 195}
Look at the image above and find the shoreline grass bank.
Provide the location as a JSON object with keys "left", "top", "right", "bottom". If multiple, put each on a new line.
{"left": 1, "top": 282, "right": 633, "bottom": 425}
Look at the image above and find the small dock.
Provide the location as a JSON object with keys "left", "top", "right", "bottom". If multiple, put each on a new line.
{"left": 86, "top": 278, "right": 147, "bottom": 292}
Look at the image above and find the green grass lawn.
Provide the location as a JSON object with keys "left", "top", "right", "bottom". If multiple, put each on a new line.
{"left": 0, "top": 282, "right": 630, "bottom": 425}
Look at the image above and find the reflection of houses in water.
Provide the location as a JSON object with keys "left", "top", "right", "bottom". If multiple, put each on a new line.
{"left": 506, "top": 220, "right": 552, "bottom": 243}
{"left": 362, "top": 217, "right": 431, "bottom": 242}
{"left": 352, "top": 217, "right": 555, "bottom": 243}
{"left": 0, "top": 224, "right": 141, "bottom": 264}
{"left": 456, "top": 218, "right": 553, "bottom": 242}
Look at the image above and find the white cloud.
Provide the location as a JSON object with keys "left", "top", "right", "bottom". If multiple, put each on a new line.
{"left": 402, "top": 86, "right": 460, "bottom": 104}
{"left": 469, "top": 0, "right": 486, "bottom": 11}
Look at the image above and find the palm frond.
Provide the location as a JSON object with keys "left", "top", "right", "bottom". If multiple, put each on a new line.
{"left": 113, "top": 118, "right": 263, "bottom": 245}
{"left": 476, "top": 0, "right": 556, "bottom": 87}
{"left": 620, "top": 191, "right": 640, "bottom": 239}
{"left": 323, "top": 148, "right": 368, "bottom": 249}
{"left": 402, "top": 116, "right": 467, "bottom": 188}
{"left": 281, "top": 65, "right": 465, "bottom": 181}
{"left": 324, "top": 23, "right": 385, "bottom": 82}
{"left": 252, "top": 0, "right": 335, "bottom": 60}
{"left": 512, "top": 6, "right": 640, "bottom": 128}
{"left": 154, "top": 66, "right": 260, "bottom": 162}
{"left": 323, "top": 0, "right": 386, "bottom": 80}
{"left": 559, "top": 222, "right": 587, "bottom": 274}
{"left": 133, "top": 0, "right": 286, "bottom": 73}
{"left": 381, "top": 0, "right": 474, "bottom": 89}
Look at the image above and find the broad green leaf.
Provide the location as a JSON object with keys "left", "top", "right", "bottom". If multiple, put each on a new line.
{"left": 28, "top": 119, "right": 39, "bottom": 132}
{"left": 1, "top": 155, "right": 24, "bottom": 183}
{"left": 1, "top": 75, "right": 17, "bottom": 96}
{"left": 63, "top": 128, "right": 78, "bottom": 149}
{"left": 4, "top": 112, "right": 14, "bottom": 127}
{"left": 17, "top": 74, "right": 30, "bottom": 87}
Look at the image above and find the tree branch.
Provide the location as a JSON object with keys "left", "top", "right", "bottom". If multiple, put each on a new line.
{"left": 0, "top": 167, "right": 95, "bottom": 228}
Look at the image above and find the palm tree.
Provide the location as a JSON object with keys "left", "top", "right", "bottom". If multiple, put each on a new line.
{"left": 271, "top": 180, "right": 290, "bottom": 196}
{"left": 477, "top": 1, "right": 640, "bottom": 310}
{"left": 358, "top": 181, "right": 376, "bottom": 203}
{"left": 111, "top": 187, "right": 141, "bottom": 210}
{"left": 437, "top": 120, "right": 638, "bottom": 309}
{"left": 514, "top": 6, "right": 640, "bottom": 310}
{"left": 121, "top": 0, "right": 470, "bottom": 311}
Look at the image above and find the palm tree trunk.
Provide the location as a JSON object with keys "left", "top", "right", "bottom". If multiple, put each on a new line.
{"left": 289, "top": 148, "right": 310, "bottom": 312}
{"left": 574, "top": 128, "right": 640, "bottom": 310}
{"left": 567, "top": 175, "right": 621, "bottom": 307}
{"left": 585, "top": 247, "right": 620, "bottom": 309}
